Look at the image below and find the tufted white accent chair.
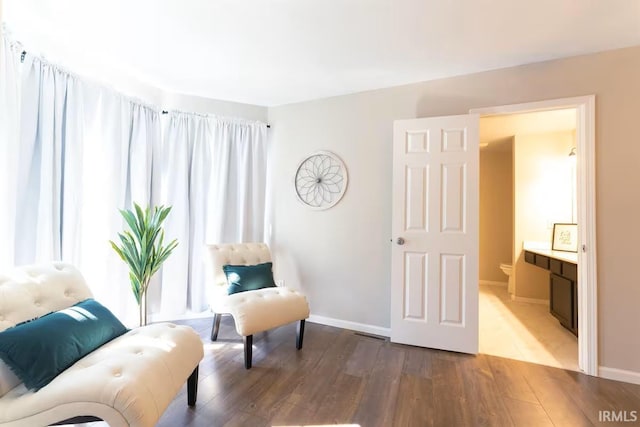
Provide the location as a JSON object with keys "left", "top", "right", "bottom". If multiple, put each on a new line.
{"left": 204, "top": 243, "right": 310, "bottom": 369}
{"left": 0, "top": 263, "right": 204, "bottom": 427}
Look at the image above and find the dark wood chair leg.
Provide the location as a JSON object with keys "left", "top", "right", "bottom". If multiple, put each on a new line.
{"left": 187, "top": 366, "right": 199, "bottom": 406}
{"left": 296, "top": 319, "right": 305, "bottom": 350}
{"left": 244, "top": 335, "right": 253, "bottom": 369}
{"left": 210, "top": 313, "right": 221, "bottom": 341}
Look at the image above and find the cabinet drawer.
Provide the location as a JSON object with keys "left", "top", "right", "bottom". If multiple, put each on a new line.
{"left": 550, "top": 274, "right": 574, "bottom": 330}
{"left": 550, "top": 259, "right": 562, "bottom": 275}
{"left": 535, "top": 254, "right": 550, "bottom": 269}
{"left": 563, "top": 262, "right": 577, "bottom": 281}
{"left": 524, "top": 251, "right": 535, "bottom": 265}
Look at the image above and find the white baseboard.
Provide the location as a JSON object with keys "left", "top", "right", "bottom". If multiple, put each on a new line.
{"left": 307, "top": 314, "right": 390, "bottom": 337}
{"left": 480, "top": 280, "right": 508, "bottom": 287}
{"left": 148, "top": 310, "right": 392, "bottom": 338}
{"left": 149, "top": 311, "right": 392, "bottom": 340}
{"left": 599, "top": 366, "right": 640, "bottom": 385}
{"left": 511, "top": 295, "right": 550, "bottom": 306}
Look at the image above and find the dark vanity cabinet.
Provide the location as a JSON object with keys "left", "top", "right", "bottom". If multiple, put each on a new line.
{"left": 525, "top": 251, "right": 578, "bottom": 336}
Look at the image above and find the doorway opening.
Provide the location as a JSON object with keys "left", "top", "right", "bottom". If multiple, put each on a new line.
{"left": 471, "top": 96, "right": 597, "bottom": 376}
{"left": 477, "top": 108, "right": 579, "bottom": 371}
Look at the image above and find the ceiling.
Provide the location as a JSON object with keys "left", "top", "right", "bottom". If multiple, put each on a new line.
{"left": 3, "top": 1, "right": 640, "bottom": 106}
{"left": 480, "top": 108, "right": 577, "bottom": 151}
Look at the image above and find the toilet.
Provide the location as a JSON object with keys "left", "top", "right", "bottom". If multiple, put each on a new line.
{"left": 499, "top": 263, "right": 514, "bottom": 294}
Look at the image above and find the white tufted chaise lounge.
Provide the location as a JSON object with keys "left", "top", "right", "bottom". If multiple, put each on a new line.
{"left": 0, "top": 263, "right": 204, "bottom": 427}
{"left": 204, "top": 243, "right": 310, "bottom": 369}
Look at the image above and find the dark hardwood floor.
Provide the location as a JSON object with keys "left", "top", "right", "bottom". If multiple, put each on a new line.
{"left": 155, "top": 317, "right": 640, "bottom": 427}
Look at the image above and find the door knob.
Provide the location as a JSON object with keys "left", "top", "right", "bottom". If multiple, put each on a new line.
{"left": 396, "top": 237, "right": 405, "bottom": 245}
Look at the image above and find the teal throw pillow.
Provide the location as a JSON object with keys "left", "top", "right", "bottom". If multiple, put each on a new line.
{"left": 223, "top": 262, "right": 277, "bottom": 295}
{"left": 0, "top": 298, "right": 127, "bottom": 391}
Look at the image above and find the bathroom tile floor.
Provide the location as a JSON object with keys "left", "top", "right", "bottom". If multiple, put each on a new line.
{"left": 479, "top": 283, "right": 579, "bottom": 371}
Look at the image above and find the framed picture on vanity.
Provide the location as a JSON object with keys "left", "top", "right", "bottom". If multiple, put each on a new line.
{"left": 552, "top": 223, "right": 578, "bottom": 252}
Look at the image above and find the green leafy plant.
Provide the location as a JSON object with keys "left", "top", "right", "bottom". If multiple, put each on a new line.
{"left": 109, "top": 203, "right": 178, "bottom": 326}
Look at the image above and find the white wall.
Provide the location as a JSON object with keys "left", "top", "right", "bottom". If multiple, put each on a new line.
{"left": 94, "top": 70, "right": 267, "bottom": 121}
{"left": 103, "top": 79, "right": 267, "bottom": 122}
{"left": 479, "top": 148, "right": 513, "bottom": 283}
{"left": 513, "top": 131, "right": 575, "bottom": 300}
{"left": 268, "top": 45, "right": 640, "bottom": 375}
{"left": 162, "top": 91, "right": 267, "bottom": 122}
{"left": 107, "top": 80, "right": 268, "bottom": 122}
{"left": 267, "top": 98, "right": 400, "bottom": 328}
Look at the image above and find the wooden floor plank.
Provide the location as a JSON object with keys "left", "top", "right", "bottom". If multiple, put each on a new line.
{"left": 623, "top": 381, "right": 640, "bottom": 401}
{"left": 391, "top": 373, "right": 434, "bottom": 427}
{"left": 285, "top": 329, "right": 359, "bottom": 410}
{"left": 502, "top": 397, "right": 554, "bottom": 427}
{"left": 552, "top": 368, "right": 640, "bottom": 425}
{"left": 351, "top": 343, "right": 406, "bottom": 427}
{"left": 519, "top": 362, "right": 595, "bottom": 427}
{"left": 155, "top": 396, "right": 202, "bottom": 427}
{"left": 150, "top": 319, "right": 640, "bottom": 427}
{"left": 344, "top": 336, "right": 382, "bottom": 377}
{"left": 402, "top": 345, "right": 434, "bottom": 379}
{"left": 431, "top": 354, "right": 476, "bottom": 427}
{"left": 313, "top": 373, "right": 365, "bottom": 424}
{"left": 488, "top": 355, "right": 541, "bottom": 404}
{"left": 242, "top": 331, "right": 330, "bottom": 420}
{"left": 269, "top": 402, "right": 317, "bottom": 427}
{"left": 221, "top": 410, "right": 269, "bottom": 427}
{"left": 457, "top": 354, "right": 514, "bottom": 427}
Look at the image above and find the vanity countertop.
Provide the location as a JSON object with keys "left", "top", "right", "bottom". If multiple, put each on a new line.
{"left": 523, "top": 241, "right": 578, "bottom": 264}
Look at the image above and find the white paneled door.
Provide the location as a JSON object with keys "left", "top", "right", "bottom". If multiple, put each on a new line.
{"left": 391, "top": 114, "right": 479, "bottom": 354}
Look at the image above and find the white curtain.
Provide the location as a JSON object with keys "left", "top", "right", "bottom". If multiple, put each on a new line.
{"left": 0, "top": 49, "right": 161, "bottom": 323}
{"left": 78, "top": 86, "right": 160, "bottom": 323}
{"left": 208, "top": 119, "right": 268, "bottom": 243}
{"left": 153, "top": 115, "right": 268, "bottom": 317}
{"left": 0, "top": 33, "right": 269, "bottom": 322}
{"left": 0, "top": 36, "right": 21, "bottom": 269}
{"left": 14, "top": 54, "right": 84, "bottom": 265}
{"left": 152, "top": 112, "right": 211, "bottom": 315}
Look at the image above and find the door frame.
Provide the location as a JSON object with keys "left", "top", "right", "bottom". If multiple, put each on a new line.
{"left": 470, "top": 95, "right": 597, "bottom": 377}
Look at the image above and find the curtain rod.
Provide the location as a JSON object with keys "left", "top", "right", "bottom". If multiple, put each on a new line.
{"left": 161, "top": 110, "right": 270, "bottom": 128}
{"left": 18, "top": 49, "right": 271, "bottom": 129}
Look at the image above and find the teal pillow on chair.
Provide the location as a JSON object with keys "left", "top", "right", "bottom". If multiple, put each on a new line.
{"left": 0, "top": 298, "right": 127, "bottom": 391}
{"left": 223, "top": 262, "right": 277, "bottom": 295}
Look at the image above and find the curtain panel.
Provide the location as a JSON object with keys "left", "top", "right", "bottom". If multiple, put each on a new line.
{"left": 153, "top": 112, "right": 212, "bottom": 315}
{"left": 14, "top": 54, "right": 84, "bottom": 265}
{"left": 208, "top": 119, "right": 268, "bottom": 244}
{"left": 153, "top": 113, "right": 269, "bottom": 316}
{"left": 0, "top": 35, "right": 269, "bottom": 323}
{"left": 0, "top": 36, "right": 21, "bottom": 270}
{"left": 78, "top": 88, "right": 160, "bottom": 322}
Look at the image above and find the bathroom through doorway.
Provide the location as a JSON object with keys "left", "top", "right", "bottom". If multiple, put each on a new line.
{"left": 472, "top": 96, "right": 597, "bottom": 375}
{"left": 478, "top": 108, "right": 579, "bottom": 370}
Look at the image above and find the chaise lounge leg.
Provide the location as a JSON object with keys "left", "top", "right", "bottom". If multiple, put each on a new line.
{"left": 244, "top": 335, "right": 253, "bottom": 369}
{"left": 296, "top": 319, "right": 305, "bottom": 350}
{"left": 210, "top": 313, "right": 221, "bottom": 341}
{"left": 187, "top": 366, "right": 199, "bottom": 406}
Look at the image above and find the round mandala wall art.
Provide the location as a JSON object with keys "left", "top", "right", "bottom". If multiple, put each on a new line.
{"left": 294, "top": 151, "right": 348, "bottom": 210}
